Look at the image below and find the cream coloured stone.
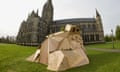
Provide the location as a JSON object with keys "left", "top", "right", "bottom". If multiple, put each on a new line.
{"left": 27, "top": 24, "right": 89, "bottom": 71}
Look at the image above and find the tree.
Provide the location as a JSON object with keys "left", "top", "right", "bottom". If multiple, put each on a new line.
{"left": 104, "top": 35, "right": 112, "bottom": 42}
{"left": 0, "top": 36, "right": 16, "bottom": 44}
{"left": 115, "top": 25, "right": 120, "bottom": 40}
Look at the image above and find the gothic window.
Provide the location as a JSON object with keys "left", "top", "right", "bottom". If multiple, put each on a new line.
{"left": 88, "top": 24, "right": 92, "bottom": 31}
{"left": 88, "top": 24, "right": 91, "bottom": 28}
{"left": 96, "top": 34, "right": 99, "bottom": 41}
{"left": 90, "top": 34, "right": 94, "bottom": 41}
{"left": 82, "top": 25, "right": 86, "bottom": 32}
{"left": 93, "top": 24, "right": 96, "bottom": 29}
{"left": 82, "top": 25, "right": 86, "bottom": 29}
{"left": 91, "top": 24, "right": 96, "bottom": 31}
{"left": 84, "top": 34, "right": 89, "bottom": 42}
{"left": 87, "top": 35, "right": 90, "bottom": 42}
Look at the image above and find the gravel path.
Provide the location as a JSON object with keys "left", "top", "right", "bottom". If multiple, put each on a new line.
{"left": 88, "top": 48, "right": 120, "bottom": 53}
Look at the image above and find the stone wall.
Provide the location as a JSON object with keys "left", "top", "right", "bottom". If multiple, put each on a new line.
{"left": 16, "top": 0, "right": 104, "bottom": 46}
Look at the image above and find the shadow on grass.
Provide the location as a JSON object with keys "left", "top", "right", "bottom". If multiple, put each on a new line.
{"left": 63, "top": 52, "right": 119, "bottom": 72}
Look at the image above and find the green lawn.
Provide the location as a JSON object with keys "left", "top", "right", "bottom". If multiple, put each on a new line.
{"left": 0, "top": 43, "right": 120, "bottom": 72}
{"left": 85, "top": 41, "right": 120, "bottom": 49}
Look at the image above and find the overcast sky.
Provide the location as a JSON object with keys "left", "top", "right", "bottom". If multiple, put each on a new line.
{"left": 0, "top": 0, "right": 120, "bottom": 37}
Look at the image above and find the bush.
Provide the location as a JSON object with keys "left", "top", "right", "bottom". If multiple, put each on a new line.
{"left": 104, "top": 35, "right": 112, "bottom": 42}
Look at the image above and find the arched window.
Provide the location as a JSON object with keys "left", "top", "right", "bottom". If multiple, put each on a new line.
{"left": 90, "top": 34, "right": 94, "bottom": 41}
{"left": 92, "top": 24, "right": 96, "bottom": 29}
{"left": 88, "top": 24, "right": 91, "bottom": 28}
{"left": 84, "top": 34, "right": 89, "bottom": 42}
{"left": 96, "top": 34, "right": 99, "bottom": 41}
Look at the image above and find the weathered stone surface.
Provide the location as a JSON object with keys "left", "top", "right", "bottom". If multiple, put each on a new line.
{"left": 17, "top": 0, "right": 53, "bottom": 45}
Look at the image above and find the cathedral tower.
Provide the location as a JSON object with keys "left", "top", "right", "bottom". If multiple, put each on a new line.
{"left": 38, "top": 0, "right": 54, "bottom": 43}
{"left": 42, "top": 0, "right": 53, "bottom": 24}
{"left": 96, "top": 9, "right": 104, "bottom": 42}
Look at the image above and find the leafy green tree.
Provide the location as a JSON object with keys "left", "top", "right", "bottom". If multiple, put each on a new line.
{"left": 104, "top": 35, "right": 112, "bottom": 42}
{"left": 115, "top": 25, "right": 120, "bottom": 40}
{"left": 0, "top": 36, "right": 16, "bottom": 44}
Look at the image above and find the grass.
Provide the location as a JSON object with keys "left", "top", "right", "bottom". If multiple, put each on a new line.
{"left": 0, "top": 43, "right": 120, "bottom": 72}
{"left": 85, "top": 41, "right": 120, "bottom": 49}
{"left": 0, "top": 44, "right": 47, "bottom": 72}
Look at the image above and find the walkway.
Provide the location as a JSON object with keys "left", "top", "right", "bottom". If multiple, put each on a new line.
{"left": 88, "top": 48, "right": 120, "bottom": 53}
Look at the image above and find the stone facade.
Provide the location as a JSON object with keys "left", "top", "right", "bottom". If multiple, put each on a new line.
{"left": 16, "top": 0, "right": 104, "bottom": 46}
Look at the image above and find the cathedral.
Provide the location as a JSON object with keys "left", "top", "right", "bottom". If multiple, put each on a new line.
{"left": 16, "top": 0, "right": 104, "bottom": 46}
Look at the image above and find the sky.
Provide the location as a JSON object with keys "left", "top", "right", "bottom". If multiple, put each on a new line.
{"left": 0, "top": 0, "right": 120, "bottom": 37}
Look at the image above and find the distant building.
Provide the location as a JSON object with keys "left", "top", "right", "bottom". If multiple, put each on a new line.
{"left": 16, "top": 0, "right": 104, "bottom": 46}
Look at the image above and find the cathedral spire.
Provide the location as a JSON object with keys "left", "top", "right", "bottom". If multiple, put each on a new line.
{"left": 42, "top": 0, "right": 53, "bottom": 23}
{"left": 48, "top": 0, "right": 52, "bottom": 3}
{"left": 31, "top": 10, "right": 36, "bottom": 17}
{"left": 96, "top": 9, "right": 100, "bottom": 17}
{"left": 32, "top": 10, "right": 35, "bottom": 14}
{"left": 37, "top": 9, "right": 39, "bottom": 14}
{"left": 36, "top": 9, "right": 39, "bottom": 16}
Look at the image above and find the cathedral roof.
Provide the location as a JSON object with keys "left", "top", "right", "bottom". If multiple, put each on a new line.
{"left": 53, "top": 18, "right": 96, "bottom": 24}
